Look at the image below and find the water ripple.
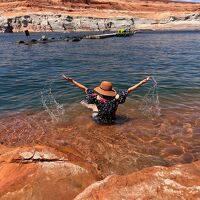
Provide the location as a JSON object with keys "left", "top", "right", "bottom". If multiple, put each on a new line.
{"left": 0, "top": 31, "right": 200, "bottom": 113}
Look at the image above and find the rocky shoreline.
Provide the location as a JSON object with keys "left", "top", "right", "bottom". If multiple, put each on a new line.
{"left": 0, "top": 108, "right": 200, "bottom": 199}
{"left": 0, "top": 145, "right": 200, "bottom": 199}
{"left": 0, "top": 13, "right": 200, "bottom": 33}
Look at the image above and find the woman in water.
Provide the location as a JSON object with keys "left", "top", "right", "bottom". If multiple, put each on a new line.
{"left": 63, "top": 75, "right": 150, "bottom": 124}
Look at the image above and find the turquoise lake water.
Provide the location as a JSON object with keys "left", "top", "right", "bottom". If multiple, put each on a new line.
{"left": 0, "top": 30, "right": 200, "bottom": 115}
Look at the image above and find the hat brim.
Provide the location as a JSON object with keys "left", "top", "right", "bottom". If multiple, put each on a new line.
{"left": 94, "top": 86, "right": 117, "bottom": 97}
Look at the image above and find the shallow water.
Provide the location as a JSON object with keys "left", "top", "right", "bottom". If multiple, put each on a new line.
{"left": 0, "top": 30, "right": 200, "bottom": 176}
{"left": 0, "top": 105, "right": 199, "bottom": 177}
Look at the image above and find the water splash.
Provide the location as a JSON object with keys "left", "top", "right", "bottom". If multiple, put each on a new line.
{"left": 139, "top": 76, "right": 161, "bottom": 118}
{"left": 41, "top": 88, "right": 65, "bottom": 122}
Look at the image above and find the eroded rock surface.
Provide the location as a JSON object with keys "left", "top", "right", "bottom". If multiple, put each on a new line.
{"left": 1, "top": 13, "right": 200, "bottom": 32}
{"left": 74, "top": 161, "right": 200, "bottom": 200}
{"left": 0, "top": 15, "right": 135, "bottom": 32}
{"left": 0, "top": 145, "right": 99, "bottom": 200}
{"left": 1, "top": 144, "right": 200, "bottom": 200}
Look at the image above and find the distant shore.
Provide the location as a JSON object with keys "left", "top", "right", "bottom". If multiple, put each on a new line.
{"left": 0, "top": 14, "right": 200, "bottom": 33}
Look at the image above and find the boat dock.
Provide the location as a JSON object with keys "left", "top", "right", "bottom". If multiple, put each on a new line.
{"left": 84, "top": 31, "right": 135, "bottom": 39}
{"left": 84, "top": 33, "right": 118, "bottom": 39}
{"left": 17, "top": 29, "right": 136, "bottom": 45}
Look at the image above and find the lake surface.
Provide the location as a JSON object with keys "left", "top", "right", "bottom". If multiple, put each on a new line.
{"left": 0, "top": 31, "right": 200, "bottom": 175}
{"left": 0, "top": 30, "right": 200, "bottom": 114}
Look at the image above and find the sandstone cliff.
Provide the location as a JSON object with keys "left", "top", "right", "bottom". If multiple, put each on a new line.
{"left": 0, "top": 0, "right": 200, "bottom": 32}
{"left": 0, "top": 0, "right": 200, "bottom": 19}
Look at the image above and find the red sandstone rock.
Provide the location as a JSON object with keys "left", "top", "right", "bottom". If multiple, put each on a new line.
{"left": 0, "top": 145, "right": 98, "bottom": 200}
{"left": 1, "top": 144, "right": 200, "bottom": 199}
{"left": 0, "top": 0, "right": 200, "bottom": 19}
{"left": 74, "top": 161, "right": 200, "bottom": 200}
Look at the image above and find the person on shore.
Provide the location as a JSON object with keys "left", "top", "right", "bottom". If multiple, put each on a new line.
{"left": 63, "top": 75, "right": 150, "bottom": 124}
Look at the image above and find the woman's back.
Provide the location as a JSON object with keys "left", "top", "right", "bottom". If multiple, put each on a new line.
{"left": 86, "top": 89, "right": 128, "bottom": 124}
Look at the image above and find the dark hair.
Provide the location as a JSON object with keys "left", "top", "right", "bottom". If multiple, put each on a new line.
{"left": 94, "top": 90, "right": 116, "bottom": 100}
{"left": 98, "top": 93, "right": 115, "bottom": 100}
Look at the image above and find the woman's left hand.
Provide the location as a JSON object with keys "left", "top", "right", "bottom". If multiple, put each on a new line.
{"left": 142, "top": 76, "right": 151, "bottom": 84}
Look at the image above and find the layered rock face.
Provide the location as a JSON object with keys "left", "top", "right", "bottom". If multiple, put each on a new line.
{"left": 0, "top": 0, "right": 200, "bottom": 32}
{"left": 0, "top": 13, "right": 200, "bottom": 32}
{"left": 0, "top": 0, "right": 200, "bottom": 19}
{"left": 0, "top": 14, "right": 135, "bottom": 32}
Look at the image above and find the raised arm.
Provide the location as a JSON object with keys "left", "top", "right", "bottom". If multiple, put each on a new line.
{"left": 63, "top": 75, "right": 88, "bottom": 92}
{"left": 127, "top": 76, "right": 150, "bottom": 94}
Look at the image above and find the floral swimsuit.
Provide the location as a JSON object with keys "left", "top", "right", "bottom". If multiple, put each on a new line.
{"left": 86, "top": 89, "right": 128, "bottom": 124}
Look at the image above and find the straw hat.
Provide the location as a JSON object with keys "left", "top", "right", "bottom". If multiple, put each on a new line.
{"left": 94, "top": 81, "right": 117, "bottom": 97}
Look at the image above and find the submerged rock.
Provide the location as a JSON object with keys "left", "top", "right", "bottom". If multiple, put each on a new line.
{"left": 1, "top": 110, "right": 200, "bottom": 199}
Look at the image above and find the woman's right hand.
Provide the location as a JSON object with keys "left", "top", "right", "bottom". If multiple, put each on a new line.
{"left": 62, "top": 75, "right": 73, "bottom": 82}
